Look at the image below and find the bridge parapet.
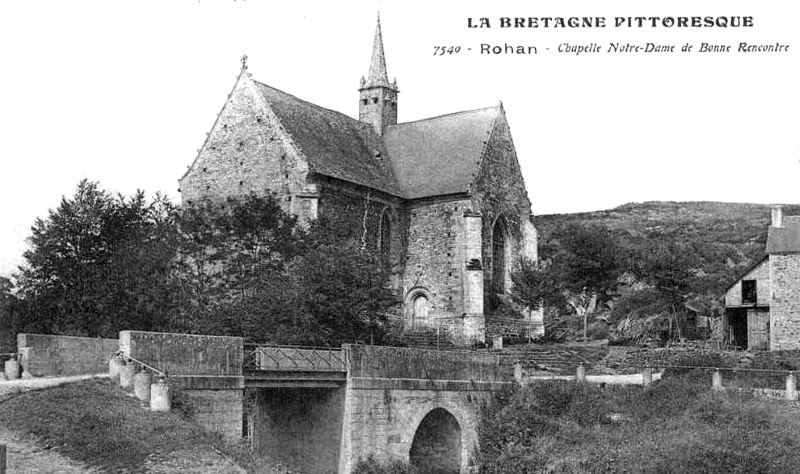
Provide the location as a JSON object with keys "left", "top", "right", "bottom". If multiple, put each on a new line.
{"left": 244, "top": 345, "right": 345, "bottom": 372}
{"left": 343, "top": 344, "right": 509, "bottom": 382}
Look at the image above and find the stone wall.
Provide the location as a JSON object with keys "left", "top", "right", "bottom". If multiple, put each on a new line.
{"left": 17, "top": 333, "right": 118, "bottom": 377}
{"left": 119, "top": 330, "right": 243, "bottom": 376}
{"left": 770, "top": 255, "right": 800, "bottom": 350}
{"left": 486, "top": 315, "right": 544, "bottom": 340}
{"left": 120, "top": 331, "right": 245, "bottom": 440}
{"left": 178, "top": 76, "right": 312, "bottom": 220}
{"left": 345, "top": 344, "right": 506, "bottom": 382}
{"left": 338, "top": 344, "right": 510, "bottom": 473}
{"left": 403, "top": 199, "right": 470, "bottom": 331}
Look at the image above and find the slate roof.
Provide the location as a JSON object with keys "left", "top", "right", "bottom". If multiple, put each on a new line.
{"left": 253, "top": 81, "right": 402, "bottom": 196}
{"left": 383, "top": 107, "right": 499, "bottom": 199}
{"left": 767, "top": 216, "right": 800, "bottom": 254}
{"left": 254, "top": 80, "right": 499, "bottom": 200}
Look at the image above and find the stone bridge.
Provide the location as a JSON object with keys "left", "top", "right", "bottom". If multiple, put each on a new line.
{"left": 119, "top": 331, "right": 512, "bottom": 474}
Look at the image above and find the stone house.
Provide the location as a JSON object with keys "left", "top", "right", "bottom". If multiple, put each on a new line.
{"left": 178, "top": 18, "right": 542, "bottom": 345}
{"left": 724, "top": 206, "right": 800, "bottom": 350}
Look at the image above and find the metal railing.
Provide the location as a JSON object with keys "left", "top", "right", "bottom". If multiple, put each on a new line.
{"left": 243, "top": 345, "right": 345, "bottom": 372}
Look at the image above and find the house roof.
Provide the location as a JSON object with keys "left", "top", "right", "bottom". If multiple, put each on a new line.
{"left": 767, "top": 216, "right": 800, "bottom": 254}
{"left": 253, "top": 81, "right": 402, "bottom": 196}
{"left": 383, "top": 107, "right": 499, "bottom": 199}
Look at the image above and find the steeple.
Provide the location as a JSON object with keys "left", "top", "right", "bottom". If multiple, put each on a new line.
{"left": 359, "top": 14, "right": 398, "bottom": 135}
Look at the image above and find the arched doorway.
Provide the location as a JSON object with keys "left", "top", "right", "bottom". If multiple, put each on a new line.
{"left": 412, "top": 294, "right": 430, "bottom": 329}
{"left": 492, "top": 216, "right": 509, "bottom": 293}
{"left": 409, "top": 408, "right": 462, "bottom": 474}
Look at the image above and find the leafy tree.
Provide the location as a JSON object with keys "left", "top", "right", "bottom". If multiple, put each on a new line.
{"left": 511, "top": 223, "right": 622, "bottom": 341}
{"left": 174, "top": 197, "right": 396, "bottom": 346}
{"left": 16, "top": 180, "right": 182, "bottom": 336}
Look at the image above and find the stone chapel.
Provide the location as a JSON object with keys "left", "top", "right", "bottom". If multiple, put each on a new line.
{"left": 178, "top": 18, "right": 542, "bottom": 345}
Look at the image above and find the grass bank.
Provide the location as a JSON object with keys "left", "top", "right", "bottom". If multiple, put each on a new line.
{"left": 0, "top": 378, "right": 255, "bottom": 473}
{"left": 478, "top": 375, "right": 800, "bottom": 473}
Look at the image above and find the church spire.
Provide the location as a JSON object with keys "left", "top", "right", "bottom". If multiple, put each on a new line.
{"left": 359, "top": 14, "right": 398, "bottom": 135}
{"left": 366, "top": 15, "right": 391, "bottom": 88}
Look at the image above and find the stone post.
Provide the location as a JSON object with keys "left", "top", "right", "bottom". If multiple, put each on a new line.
{"left": 513, "top": 363, "right": 523, "bottom": 384}
{"left": 642, "top": 367, "right": 653, "bottom": 388}
{"left": 4, "top": 358, "right": 20, "bottom": 380}
{"left": 576, "top": 364, "right": 586, "bottom": 383}
{"left": 150, "top": 378, "right": 171, "bottom": 412}
{"left": 786, "top": 372, "right": 797, "bottom": 401}
{"left": 133, "top": 371, "right": 152, "bottom": 402}
{"left": 712, "top": 369, "right": 723, "bottom": 391}
{"left": 119, "top": 362, "right": 136, "bottom": 390}
{"left": 492, "top": 336, "right": 503, "bottom": 350}
{"left": 109, "top": 356, "right": 124, "bottom": 383}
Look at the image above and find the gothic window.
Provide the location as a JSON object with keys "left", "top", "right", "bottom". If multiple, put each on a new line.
{"left": 413, "top": 294, "right": 429, "bottom": 329}
{"left": 492, "top": 216, "right": 509, "bottom": 293}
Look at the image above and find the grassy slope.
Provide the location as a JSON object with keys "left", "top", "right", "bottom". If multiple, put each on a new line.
{"left": 478, "top": 375, "right": 800, "bottom": 474}
{"left": 0, "top": 379, "right": 254, "bottom": 473}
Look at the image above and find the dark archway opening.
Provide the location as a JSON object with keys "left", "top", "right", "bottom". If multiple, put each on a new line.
{"left": 409, "top": 408, "right": 462, "bottom": 474}
{"left": 492, "top": 216, "right": 509, "bottom": 296}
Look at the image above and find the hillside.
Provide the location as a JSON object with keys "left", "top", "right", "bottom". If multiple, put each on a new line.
{"left": 535, "top": 201, "right": 800, "bottom": 297}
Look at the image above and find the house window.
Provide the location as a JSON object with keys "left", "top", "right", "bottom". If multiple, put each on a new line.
{"left": 742, "top": 280, "right": 757, "bottom": 304}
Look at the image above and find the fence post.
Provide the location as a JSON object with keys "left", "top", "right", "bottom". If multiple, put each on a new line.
{"left": 712, "top": 368, "right": 723, "bottom": 391}
{"left": 1, "top": 443, "right": 6, "bottom": 474}
{"left": 642, "top": 367, "right": 653, "bottom": 388}
{"left": 576, "top": 364, "right": 586, "bottom": 383}
{"left": 787, "top": 372, "right": 798, "bottom": 401}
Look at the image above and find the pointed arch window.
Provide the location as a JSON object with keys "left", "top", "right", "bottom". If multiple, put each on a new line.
{"left": 492, "top": 216, "right": 510, "bottom": 293}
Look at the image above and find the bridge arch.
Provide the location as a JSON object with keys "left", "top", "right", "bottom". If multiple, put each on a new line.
{"left": 409, "top": 407, "right": 462, "bottom": 473}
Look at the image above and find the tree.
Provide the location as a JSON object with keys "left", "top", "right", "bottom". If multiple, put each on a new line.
{"left": 174, "top": 197, "right": 397, "bottom": 346}
{"left": 511, "top": 223, "right": 622, "bottom": 341}
{"left": 293, "top": 217, "right": 397, "bottom": 345}
{"left": 16, "top": 180, "right": 182, "bottom": 336}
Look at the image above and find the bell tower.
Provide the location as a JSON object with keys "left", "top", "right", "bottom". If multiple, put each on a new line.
{"left": 359, "top": 15, "right": 398, "bottom": 135}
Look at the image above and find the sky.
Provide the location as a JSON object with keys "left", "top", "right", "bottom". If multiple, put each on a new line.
{"left": 1, "top": 0, "right": 797, "bottom": 277}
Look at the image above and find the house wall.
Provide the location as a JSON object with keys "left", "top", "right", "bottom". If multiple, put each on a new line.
{"left": 769, "top": 254, "right": 800, "bottom": 350}
{"left": 725, "top": 258, "right": 770, "bottom": 307}
{"left": 179, "top": 77, "right": 314, "bottom": 222}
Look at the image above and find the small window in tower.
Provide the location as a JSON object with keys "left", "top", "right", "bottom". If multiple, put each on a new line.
{"left": 391, "top": 102, "right": 397, "bottom": 109}
{"left": 372, "top": 97, "right": 378, "bottom": 104}
{"left": 203, "top": 167, "right": 207, "bottom": 172}
{"left": 361, "top": 99, "right": 368, "bottom": 106}
{"left": 239, "top": 181, "right": 243, "bottom": 186}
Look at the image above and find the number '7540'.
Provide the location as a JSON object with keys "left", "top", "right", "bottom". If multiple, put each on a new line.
{"left": 433, "top": 46, "right": 461, "bottom": 56}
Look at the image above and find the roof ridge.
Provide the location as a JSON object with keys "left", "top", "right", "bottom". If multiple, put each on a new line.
{"left": 391, "top": 106, "right": 500, "bottom": 127}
